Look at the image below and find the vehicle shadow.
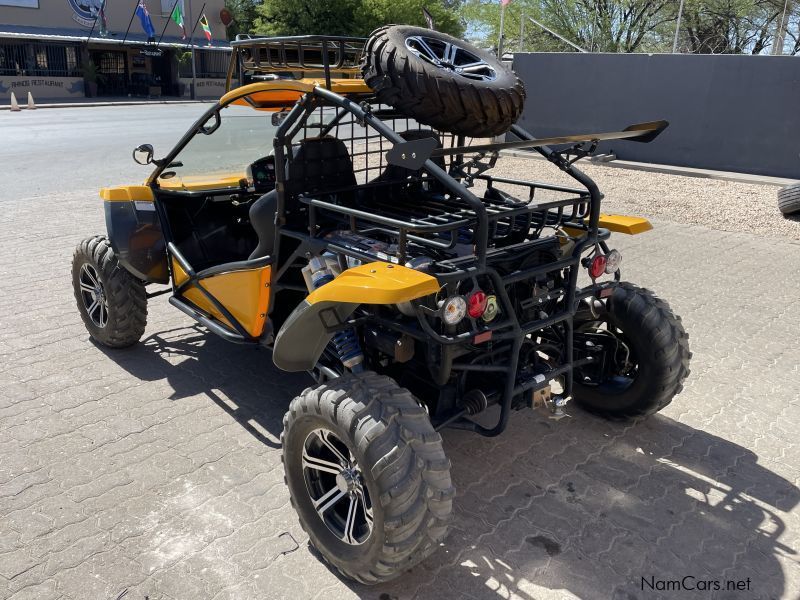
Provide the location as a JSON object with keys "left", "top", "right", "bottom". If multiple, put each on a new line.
{"left": 98, "top": 326, "right": 798, "bottom": 599}
{"left": 95, "top": 325, "right": 309, "bottom": 449}
{"left": 363, "top": 411, "right": 799, "bottom": 600}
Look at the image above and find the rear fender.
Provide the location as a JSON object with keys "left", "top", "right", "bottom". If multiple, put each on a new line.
{"left": 561, "top": 214, "right": 653, "bottom": 238}
{"left": 272, "top": 262, "right": 439, "bottom": 372}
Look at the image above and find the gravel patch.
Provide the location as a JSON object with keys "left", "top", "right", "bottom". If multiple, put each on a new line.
{"left": 489, "top": 155, "right": 800, "bottom": 240}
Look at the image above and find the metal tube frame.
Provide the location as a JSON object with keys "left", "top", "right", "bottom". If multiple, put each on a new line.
{"left": 146, "top": 81, "right": 614, "bottom": 439}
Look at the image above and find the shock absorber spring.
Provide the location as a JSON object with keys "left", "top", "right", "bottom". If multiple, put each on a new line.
{"left": 308, "top": 256, "right": 364, "bottom": 373}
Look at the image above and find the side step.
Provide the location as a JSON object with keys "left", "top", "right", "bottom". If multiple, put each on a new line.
{"left": 169, "top": 296, "right": 258, "bottom": 345}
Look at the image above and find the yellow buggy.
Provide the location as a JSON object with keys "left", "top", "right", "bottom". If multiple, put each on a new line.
{"left": 72, "top": 29, "right": 690, "bottom": 582}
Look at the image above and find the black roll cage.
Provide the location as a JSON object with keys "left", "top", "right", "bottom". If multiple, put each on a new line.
{"left": 147, "top": 80, "right": 665, "bottom": 437}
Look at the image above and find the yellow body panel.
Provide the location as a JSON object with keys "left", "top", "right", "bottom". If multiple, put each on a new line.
{"left": 173, "top": 259, "right": 271, "bottom": 338}
{"left": 561, "top": 214, "right": 653, "bottom": 237}
{"left": 158, "top": 174, "right": 245, "bottom": 191}
{"left": 307, "top": 262, "right": 440, "bottom": 305}
{"left": 100, "top": 185, "right": 155, "bottom": 202}
{"left": 598, "top": 214, "right": 653, "bottom": 235}
{"left": 221, "top": 79, "right": 372, "bottom": 111}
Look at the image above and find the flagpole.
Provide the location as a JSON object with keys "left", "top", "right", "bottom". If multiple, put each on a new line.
{"left": 156, "top": 0, "right": 181, "bottom": 49}
{"left": 186, "top": 0, "right": 199, "bottom": 100}
{"left": 188, "top": 2, "right": 206, "bottom": 40}
{"left": 121, "top": 0, "right": 140, "bottom": 46}
{"left": 498, "top": 1, "right": 507, "bottom": 56}
{"left": 86, "top": 0, "right": 107, "bottom": 42}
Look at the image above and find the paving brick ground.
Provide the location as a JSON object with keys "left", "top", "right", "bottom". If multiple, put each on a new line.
{"left": 1, "top": 191, "right": 799, "bottom": 600}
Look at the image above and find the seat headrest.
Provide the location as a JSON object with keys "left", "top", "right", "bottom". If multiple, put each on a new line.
{"left": 286, "top": 136, "right": 356, "bottom": 196}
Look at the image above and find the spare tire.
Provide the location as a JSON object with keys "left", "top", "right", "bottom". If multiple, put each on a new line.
{"left": 361, "top": 25, "right": 525, "bottom": 138}
{"left": 778, "top": 182, "right": 800, "bottom": 216}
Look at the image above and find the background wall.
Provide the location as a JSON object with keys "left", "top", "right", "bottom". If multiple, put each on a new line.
{"left": 512, "top": 53, "right": 800, "bottom": 178}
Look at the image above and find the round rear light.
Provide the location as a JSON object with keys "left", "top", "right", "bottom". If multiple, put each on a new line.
{"left": 441, "top": 295, "right": 467, "bottom": 325}
{"left": 605, "top": 249, "right": 622, "bottom": 273}
{"left": 467, "top": 290, "right": 487, "bottom": 318}
{"left": 483, "top": 295, "right": 500, "bottom": 322}
{"left": 589, "top": 254, "right": 607, "bottom": 279}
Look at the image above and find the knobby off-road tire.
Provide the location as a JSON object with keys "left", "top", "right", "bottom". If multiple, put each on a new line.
{"left": 362, "top": 25, "right": 525, "bottom": 138}
{"left": 573, "top": 282, "right": 691, "bottom": 419}
{"left": 72, "top": 235, "right": 147, "bottom": 348}
{"left": 778, "top": 182, "right": 800, "bottom": 216}
{"left": 282, "top": 372, "right": 454, "bottom": 584}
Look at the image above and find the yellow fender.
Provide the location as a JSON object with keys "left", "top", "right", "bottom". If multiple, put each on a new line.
{"left": 273, "top": 262, "right": 439, "bottom": 372}
{"left": 561, "top": 214, "right": 653, "bottom": 238}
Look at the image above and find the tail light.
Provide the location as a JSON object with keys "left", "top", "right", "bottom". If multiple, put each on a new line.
{"left": 441, "top": 296, "right": 467, "bottom": 325}
{"left": 483, "top": 295, "right": 500, "bottom": 322}
{"left": 604, "top": 249, "right": 622, "bottom": 273}
{"left": 588, "top": 254, "right": 607, "bottom": 279}
{"left": 467, "top": 290, "right": 487, "bottom": 318}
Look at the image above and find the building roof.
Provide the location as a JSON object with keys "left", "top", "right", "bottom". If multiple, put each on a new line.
{"left": 0, "top": 24, "right": 231, "bottom": 50}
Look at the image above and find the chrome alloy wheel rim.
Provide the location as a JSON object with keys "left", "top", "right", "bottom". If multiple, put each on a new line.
{"left": 302, "top": 428, "right": 374, "bottom": 545}
{"left": 404, "top": 35, "right": 497, "bottom": 81}
{"left": 79, "top": 263, "right": 109, "bottom": 328}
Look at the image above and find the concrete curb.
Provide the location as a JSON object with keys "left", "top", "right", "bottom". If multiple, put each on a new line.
{"left": 502, "top": 149, "right": 798, "bottom": 188}
{"left": 1, "top": 99, "right": 213, "bottom": 110}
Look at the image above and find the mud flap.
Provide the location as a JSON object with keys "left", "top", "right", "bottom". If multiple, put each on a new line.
{"left": 272, "top": 299, "right": 359, "bottom": 372}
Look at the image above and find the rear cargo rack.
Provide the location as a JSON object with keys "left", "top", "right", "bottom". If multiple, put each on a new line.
{"left": 229, "top": 34, "right": 367, "bottom": 90}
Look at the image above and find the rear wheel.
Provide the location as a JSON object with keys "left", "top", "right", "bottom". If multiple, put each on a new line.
{"left": 572, "top": 283, "right": 690, "bottom": 419}
{"left": 282, "top": 371, "right": 454, "bottom": 584}
{"left": 72, "top": 235, "right": 147, "bottom": 348}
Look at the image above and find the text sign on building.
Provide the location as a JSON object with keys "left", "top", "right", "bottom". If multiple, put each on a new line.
{"left": 67, "top": 0, "right": 105, "bottom": 28}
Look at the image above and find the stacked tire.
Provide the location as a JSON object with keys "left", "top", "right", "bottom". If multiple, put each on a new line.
{"left": 361, "top": 25, "right": 525, "bottom": 138}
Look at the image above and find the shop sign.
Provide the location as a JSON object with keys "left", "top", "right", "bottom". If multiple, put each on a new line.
{"left": 0, "top": 76, "right": 84, "bottom": 99}
{"left": 67, "top": 0, "right": 105, "bottom": 28}
{"left": 140, "top": 48, "right": 163, "bottom": 57}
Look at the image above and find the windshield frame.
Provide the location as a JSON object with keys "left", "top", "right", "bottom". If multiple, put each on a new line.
{"left": 146, "top": 85, "right": 305, "bottom": 189}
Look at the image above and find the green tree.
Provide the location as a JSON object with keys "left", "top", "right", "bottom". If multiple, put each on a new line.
{"left": 224, "top": 0, "right": 261, "bottom": 40}
{"left": 253, "top": 0, "right": 464, "bottom": 37}
{"left": 676, "top": 0, "right": 788, "bottom": 53}
{"left": 464, "top": 0, "right": 673, "bottom": 53}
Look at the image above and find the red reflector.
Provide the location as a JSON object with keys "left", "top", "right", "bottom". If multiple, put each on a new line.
{"left": 589, "top": 255, "right": 607, "bottom": 279}
{"left": 473, "top": 330, "right": 493, "bottom": 344}
{"left": 467, "top": 290, "right": 488, "bottom": 318}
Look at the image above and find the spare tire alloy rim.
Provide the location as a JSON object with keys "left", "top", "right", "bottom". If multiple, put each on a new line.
{"left": 302, "top": 428, "right": 373, "bottom": 545}
{"left": 79, "top": 263, "right": 108, "bottom": 328}
{"left": 404, "top": 35, "right": 497, "bottom": 81}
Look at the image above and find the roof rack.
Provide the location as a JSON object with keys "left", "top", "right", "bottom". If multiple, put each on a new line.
{"left": 230, "top": 34, "right": 367, "bottom": 89}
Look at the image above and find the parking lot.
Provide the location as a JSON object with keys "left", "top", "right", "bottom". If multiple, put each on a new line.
{"left": 1, "top": 106, "right": 799, "bottom": 600}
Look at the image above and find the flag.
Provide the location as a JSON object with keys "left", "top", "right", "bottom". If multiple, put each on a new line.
{"left": 89, "top": 0, "right": 108, "bottom": 37}
{"left": 98, "top": 5, "right": 108, "bottom": 37}
{"left": 135, "top": 1, "right": 157, "bottom": 42}
{"left": 170, "top": 0, "right": 186, "bottom": 39}
{"left": 200, "top": 14, "right": 212, "bottom": 44}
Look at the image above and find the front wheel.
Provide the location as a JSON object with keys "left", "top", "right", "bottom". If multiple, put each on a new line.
{"left": 72, "top": 235, "right": 147, "bottom": 348}
{"left": 282, "top": 372, "right": 454, "bottom": 584}
{"left": 573, "top": 283, "right": 691, "bottom": 419}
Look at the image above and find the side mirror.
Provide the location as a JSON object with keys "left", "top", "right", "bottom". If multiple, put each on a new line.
{"left": 133, "top": 144, "right": 154, "bottom": 165}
